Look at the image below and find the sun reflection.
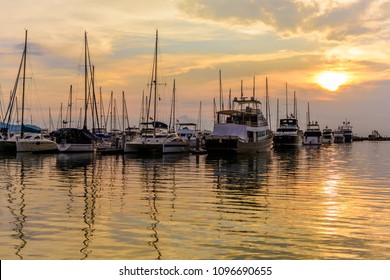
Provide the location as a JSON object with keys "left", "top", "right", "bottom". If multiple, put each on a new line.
{"left": 316, "top": 71, "right": 349, "bottom": 91}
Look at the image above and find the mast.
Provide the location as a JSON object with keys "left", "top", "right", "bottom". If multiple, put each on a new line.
{"left": 122, "top": 91, "right": 125, "bottom": 132}
{"left": 110, "top": 91, "right": 113, "bottom": 132}
{"left": 285, "top": 82, "right": 288, "bottom": 118}
{"left": 83, "top": 31, "right": 88, "bottom": 129}
{"left": 69, "top": 85, "right": 73, "bottom": 128}
{"left": 241, "top": 80, "right": 243, "bottom": 99}
{"left": 266, "top": 77, "right": 271, "bottom": 129}
{"left": 153, "top": 30, "right": 158, "bottom": 136}
{"left": 197, "top": 101, "right": 202, "bottom": 131}
{"left": 169, "top": 79, "right": 176, "bottom": 132}
{"left": 228, "top": 89, "right": 232, "bottom": 110}
{"left": 20, "top": 29, "right": 28, "bottom": 138}
{"left": 219, "top": 70, "right": 222, "bottom": 111}
{"left": 253, "top": 76, "right": 256, "bottom": 98}
{"left": 213, "top": 97, "right": 217, "bottom": 124}
{"left": 277, "top": 98, "right": 279, "bottom": 129}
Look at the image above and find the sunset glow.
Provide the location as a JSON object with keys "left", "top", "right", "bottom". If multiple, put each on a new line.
{"left": 0, "top": 0, "right": 389, "bottom": 136}
{"left": 316, "top": 72, "right": 349, "bottom": 91}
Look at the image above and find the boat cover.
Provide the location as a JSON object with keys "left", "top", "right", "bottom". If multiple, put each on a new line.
{"left": 210, "top": 123, "right": 247, "bottom": 141}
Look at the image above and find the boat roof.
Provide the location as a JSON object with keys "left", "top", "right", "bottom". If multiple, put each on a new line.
{"left": 232, "top": 96, "right": 262, "bottom": 105}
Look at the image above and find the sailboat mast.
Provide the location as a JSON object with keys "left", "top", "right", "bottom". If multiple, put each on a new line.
{"left": 277, "top": 98, "right": 279, "bottom": 129}
{"left": 219, "top": 70, "right": 222, "bottom": 111}
{"left": 153, "top": 29, "right": 158, "bottom": 136}
{"left": 266, "top": 77, "right": 271, "bottom": 129}
{"left": 285, "top": 82, "right": 288, "bottom": 118}
{"left": 69, "top": 85, "right": 73, "bottom": 128}
{"left": 83, "top": 31, "right": 88, "bottom": 129}
{"left": 122, "top": 91, "right": 125, "bottom": 132}
{"left": 198, "top": 101, "right": 202, "bottom": 131}
{"left": 253, "top": 76, "right": 255, "bottom": 99}
{"left": 20, "top": 29, "right": 28, "bottom": 138}
{"left": 169, "top": 79, "right": 176, "bottom": 132}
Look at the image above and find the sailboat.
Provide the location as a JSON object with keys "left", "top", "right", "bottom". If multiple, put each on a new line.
{"left": 51, "top": 32, "right": 98, "bottom": 152}
{"left": 0, "top": 30, "right": 58, "bottom": 153}
{"left": 124, "top": 30, "right": 189, "bottom": 154}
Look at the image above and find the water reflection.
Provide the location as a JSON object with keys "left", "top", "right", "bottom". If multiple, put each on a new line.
{"left": 123, "top": 154, "right": 189, "bottom": 259}
{"left": 0, "top": 142, "right": 389, "bottom": 259}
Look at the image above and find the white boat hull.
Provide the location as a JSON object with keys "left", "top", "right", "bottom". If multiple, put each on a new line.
{"left": 16, "top": 139, "right": 58, "bottom": 153}
{"left": 57, "top": 143, "right": 95, "bottom": 153}
{"left": 205, "top": 134, "right": 273, "bottom": 154}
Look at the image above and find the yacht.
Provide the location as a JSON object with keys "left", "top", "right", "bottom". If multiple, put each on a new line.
{"left": 302, "top": 121, "right": 322, "bottom": 145}
{"left": 333, "top": 129, "right": 345, "bottom": 143}
{"left": 338, "top": 119, "right": 353, "bottom": 143}
{"left": 321, "top": 126, "right": 334, "bottom": 144}
{"left": 205, "top": 96, "right": 273, "bottom": 153}
{"left": 273, "top": 117, "right": 302, "bottom": 147}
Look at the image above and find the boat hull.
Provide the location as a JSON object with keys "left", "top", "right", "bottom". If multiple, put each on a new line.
{"left": 0, "top": 140, "right": 17, "bottom": 153}
{"left": 16, "top": 140, "right": 58, "bottom": 153}
{"left": 205, "top": 135, "right": 273, "bottom": 154}
{"left": 273, "top": 134, "right": 301, "bottom": 147}
{"left": 163, "top": 141, "right": 190, "bottom": 154}
{"left": 57, "top": 143, "right": 95, "bottom": 153}
{"left": 344, "top": 134, "right": 353, "bottom": 143}
{"left": 124, "top": 142, "right": 163, "bottom": 154}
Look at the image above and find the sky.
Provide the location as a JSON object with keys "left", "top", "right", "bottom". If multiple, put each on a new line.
{"left": 0, "top": 0, "right": 389, "bottom": 136}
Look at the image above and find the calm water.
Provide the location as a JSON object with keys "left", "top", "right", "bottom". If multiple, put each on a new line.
{"left": 1, "top": 141, "right": 389, "bottom": 260}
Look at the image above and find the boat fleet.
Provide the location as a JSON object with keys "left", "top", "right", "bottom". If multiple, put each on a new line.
{"left": 0, "top": 30, "right": 355, "bottom": 156}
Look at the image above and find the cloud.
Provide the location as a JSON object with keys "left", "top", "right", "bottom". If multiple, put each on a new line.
{"left": 178, "top": 0, "right": 389, "bottom": 41}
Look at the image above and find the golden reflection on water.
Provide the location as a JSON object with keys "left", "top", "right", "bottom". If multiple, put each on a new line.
{"left": 0, "top": 142, "right": 390, "bottom": 259}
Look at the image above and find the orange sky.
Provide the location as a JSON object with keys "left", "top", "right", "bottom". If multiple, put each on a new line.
{"left": 0, "top": 0, "right": 389, "bottom": 136}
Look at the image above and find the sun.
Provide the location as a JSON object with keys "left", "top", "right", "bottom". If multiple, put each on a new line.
{"left": 316, "top": 71, "right": 349, "bottom": 91}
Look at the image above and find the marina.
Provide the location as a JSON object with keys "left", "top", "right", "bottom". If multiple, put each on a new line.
{"left": 0, "top": 3, "right": 390, "bottom": 270}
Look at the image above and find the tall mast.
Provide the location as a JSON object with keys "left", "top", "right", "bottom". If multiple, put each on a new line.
{"left": 241, "top": 80, "right": 243, "bottom": 99}
{"left": 219, "top": 70, "right": 222, "bottom": 110}
{"left": 285, "top": 82, "right": 288, "bottom": 118}
{"left": 99, "top": 87, "right": 104, "bottom": 131}
{"left": 266, "top": 77, "right": 271, "bottom": 129}
{"left": 20, "top": 29, "right": 28, "bottom": 138}
{"left": 83, "top": 31, "right": 88, "bottom": 129}
{"left": 69, "top": 85, "right": 73, "bottom": 128}
{"left": 110, "top": 90, "right": 113, "bottom": 132}
{"left": 198, "top": 101, "right": 202, "bottom": 131}
{"left": 122, "top": 91, "right": 125, "bottom": 132}
{"left": 252, "top": 76, "right": 256, "bottom": 99}
{"left": 153, "top": 29, "right": 158, "bottom": 136}
{"left": 277, "top": 98, "right": 279, "bottom": 129}
{"left": 169, "top": 78, "right": 176, "bottom": 132}
{"left": 228, "top": 89, "right": 232, "bottom": 110}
